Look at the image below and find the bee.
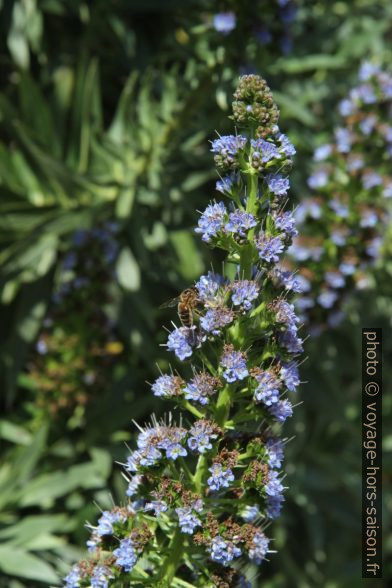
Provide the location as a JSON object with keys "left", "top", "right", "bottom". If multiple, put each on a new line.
{"left": 160, "top": 287, "right": 200, "bottom": 327}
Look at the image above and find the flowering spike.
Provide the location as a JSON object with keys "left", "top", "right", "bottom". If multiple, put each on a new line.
{"left": 63, "top": 75, "right": 302, "bottom": 587}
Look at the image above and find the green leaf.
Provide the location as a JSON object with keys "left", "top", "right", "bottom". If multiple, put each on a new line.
{"left": 116, "top": 247, "right": 141, "bottom": 291}
{"left": 0, "top": 546, "right": 59, "bottom": 583}
{"left": 0, "top": 420, "right": 32, "bottom": 446}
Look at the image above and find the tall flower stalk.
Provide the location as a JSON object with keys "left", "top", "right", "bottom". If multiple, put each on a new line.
{"left": 289, "top": 63, "right": 392, "bottom": 333}
{"left": 64, "top": 75, "right": 302, "bottom": 588}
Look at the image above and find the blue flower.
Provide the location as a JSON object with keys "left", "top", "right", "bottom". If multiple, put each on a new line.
{"left": 113, "top": 537, "right": 138, "bottom": 572}
{"left": 280, "top": 361, "right": 300, "bottom": 392}
{"left": 359, "top": 61, "right": 380, "bottom": 81}
{"left": 335, "top": 127, "right": 352, "bottom": 153}
{"left": 207, "top": 463, "right": 235, "bottom": 491}
{"left": 325, "top": 271, "right": 345, "bottom": 289}
{"left": 231, "top": 280, "right": 260, "bottom": 310}
{"left": 96, "top": 510, "right": 126, "bottom": 536}
{"left": 266, "top": 493, "right": 285, "bottom": 519}
{"left": 126, "top": 474, "right": 142, "bottom": 497}
{"left": 274, "top": 211, "right": 298, "bottom": 237}
{"left": 307, "top": 169, "right": 328, "bottom": 189}
{"left": 241, "top": 504, "right": 261, "bottom": 522}
{"left": 251, "top": 138, "right": 280, "bottom": 166}
{"left": 200, "top": 305, "right": 234, "bottom": 335}
{"left": 265, "top": 470, "right": 284, "bottom": 497}
{"left": 329, "top": 199, "right": 349, "bottom": 218}
{"left": 209, "top": 536, "right": 241, "bottom": 565}
{"left": 359, "top": 115, "right": 377, "bottom": 136}
{"left": 277, "top": 133, "right": 296, "bottom": 157}
{"left": 167, "top": 326, "right": 203, "bottom": 360}
{"left": 266, "top": 173, "right": 290, "bottom": 196}
{"left": 266, "top": 438, "right": 284, "bottom": 469}
{"left": 211, "top": 135, "right": 247, "bottom": 169}
{"left": 165, "top": 442, "right": 187, "bottom": 460}
{"left": 254, "top": 370, "right": 281, "bottom": 405}
{"left": 248, "top": 531, "right": 270, "bottom": 564}
{"left": 256, "top": 234, "right": 284, "bottom": 263}
{"left": 64, "top": 565, "right": 82, "bottom": 588}
{"left": 220, "top": 346, "right": 248, "bottom": 382}
{"left": 212, "top": 12, "right": 236, "bottom": 33}
{"left": 317, "top": 290, "right": 338, "bottom": 309}
{"left": 91, "top": 565, "right": 114, "bottom": 588}
{"left": 216, "top": 173, "right": 237, "bottom": 194}
{"left": 151, "top": 374, "right": 182, "bottom": 397}
{"left": 314, "top": 144, "right": 332, "bottom": 161}
{"left": 339, "top": 98, "right": 355, "bottom": 116}
{"left": 184, "top": 373, "right": 219, "bottom": 405}
{"left": 360, "top": 208, "right": 378, "bottom": 228}
{"left": 188, "top": 420, "right": 219, "bottom": 453}
{"left": 195, "top": 202, "right": 227, "bottom": 242}
{"left": 269, "top": 399, "right": 294, "bottom": 422}
{"left": 176, "top": 506, "right": 202, "bottom": 534}
{"left": 225, "top": 209, "right": 257, "bottom": 237}
{"left": 279, "top": 328, "right": 303, "bottom": 354}
{"left": 144, "top": 500, "right": 168, "bottom": 516}
{"left": 195, "top": 271, "right": 225, "bottom": 301}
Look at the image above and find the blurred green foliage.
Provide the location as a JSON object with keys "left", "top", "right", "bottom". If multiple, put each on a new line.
{"left": 0, "top": 0, "right": 391, "bottom": 586}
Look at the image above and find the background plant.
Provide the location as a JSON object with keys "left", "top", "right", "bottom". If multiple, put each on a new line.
{"left": 0, "top": 0, "right": 392, "bottom": 586}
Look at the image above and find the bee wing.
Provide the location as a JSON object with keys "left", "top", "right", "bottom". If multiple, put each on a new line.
{"left": 159, "top": 296, "right": 179, "bottom": 309}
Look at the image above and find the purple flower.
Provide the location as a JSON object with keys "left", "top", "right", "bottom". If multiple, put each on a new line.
{"left": 359, "top": 115, "right": 377, "bottom": 136}
{"left": 248, "top": 531, "right": 270, "bottom": 564}
{"left": 113, "top": 538, "right": 138, "bottom": 572}
{"left": 195, "top": 202, "right": 226, "bottom": 242}
{"left": 225, "top": 209, "right": 257, "bottom": 237}
{"left": 207, "top": 463, "right": 235, "bottom": 491}
{"left": 220, "top": 346, "right": 248, "bottom": 382}
{"left": 266, "top": 173, "right": 290, "bottom": 196}
{"left": 256, "top": 234, "right": 284, "bottom": 263}
{"left": 360, "top": 208, "right": 378, "bottom": 228}
{"left": 231, "top": 280, "right": 260, "bottom": 310}
{"left": 212, "top": 12, "right": 236, "bottom": 33}
{"left": 265, "top": 470, "right": 284, "bottom": 497}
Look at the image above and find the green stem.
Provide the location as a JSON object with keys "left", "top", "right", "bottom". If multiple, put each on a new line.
{"left": 158, "top": 528, "right": 186, "bottom": 586}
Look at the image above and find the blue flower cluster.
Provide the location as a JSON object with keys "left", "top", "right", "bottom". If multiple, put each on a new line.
{"left": 290, "top": 63, "right": 392, "bottom": 333}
